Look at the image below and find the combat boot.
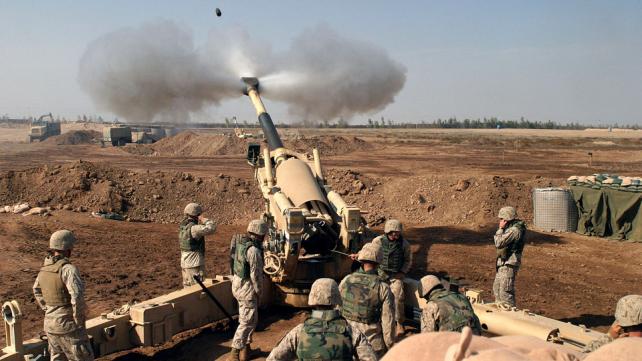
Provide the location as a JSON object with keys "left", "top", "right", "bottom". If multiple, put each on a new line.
{"left": 228, "top": 347, "right": 240, "bottom": 361}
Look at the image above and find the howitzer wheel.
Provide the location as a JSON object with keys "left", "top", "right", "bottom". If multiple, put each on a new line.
{"left": 263, "top": 253, "right": 282, "bottom": 275}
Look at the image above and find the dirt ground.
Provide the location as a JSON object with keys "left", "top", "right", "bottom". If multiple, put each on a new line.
{"left": 1, "top": 123, "right": 642, "bottom": 360}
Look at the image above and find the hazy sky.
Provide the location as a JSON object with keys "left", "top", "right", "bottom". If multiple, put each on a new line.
{"left": 1, "top": 0, "right": 641, "bottom": 125}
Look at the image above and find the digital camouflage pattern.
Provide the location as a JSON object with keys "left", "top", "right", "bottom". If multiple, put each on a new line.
{"left": 493, "top": 265, "right": 518, "bottom": 307}
{"left": 384, "top": 219, "right": 403, "bottom": 233}
{"left": 308, "top": 278, "right": 342, "bottom": 306}
{"left": 49, "top": 230, "right": 76, "bottom": 251}
{"left": 231, "top": 239, "right": 263, "bottom": 350}
{"left": 47, "top": 329, "right": 94, "bottom": 361}
{"left": 422, "top": 288, "right": 481, "bottom": 334}
{"left": 296, "top": 310, "right": 353, "bottom": 361}
{"left": 340, "top": 270, "right": 382, "bottom": 324}
{"left": 247, "top": 219, "right": 268, "bottom": 236}
{"left": 494, "top": 220, "right": 526, "bottom": 267}
{"left": 418, "top": 275, "right": 442, "bottom": 298}
{"left": 498, "top": 206, "right": 517, "bottom": 221}
{"left": 183, "top": 202, "right": 202, "bottom": 216}
{"left": 614, "top": 294, "right": 642, "bottom": 327}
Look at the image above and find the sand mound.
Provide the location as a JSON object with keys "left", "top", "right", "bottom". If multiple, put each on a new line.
{"left": 45, "top": 130, "right": 101, "bottom": 145}
{"left": 122, "top": 132, "right": 373, "bottom": 157}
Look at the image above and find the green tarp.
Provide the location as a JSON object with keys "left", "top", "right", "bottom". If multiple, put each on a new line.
{"left": 570, "top": 185, "right": 642, "bottom": 242}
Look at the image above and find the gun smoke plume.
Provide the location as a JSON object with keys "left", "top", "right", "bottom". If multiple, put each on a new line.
{"left": 79, "top": 20, "right": 406, "bottom": 123}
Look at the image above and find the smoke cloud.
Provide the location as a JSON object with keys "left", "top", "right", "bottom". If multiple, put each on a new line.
{"left": 79, "top": 21, "right": 406, "bottom": 123}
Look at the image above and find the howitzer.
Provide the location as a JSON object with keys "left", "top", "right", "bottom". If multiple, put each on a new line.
{"left": 241, "top": 77, "right": 364, "bottom": 307}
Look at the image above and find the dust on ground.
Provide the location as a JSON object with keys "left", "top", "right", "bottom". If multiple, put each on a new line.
{"left": 1, "top": 124, "right": 642, "bottom": 359}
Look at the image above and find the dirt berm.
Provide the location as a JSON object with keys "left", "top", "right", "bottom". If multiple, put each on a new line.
{"left": 122, "top": 131, "right": 372, "bottom": 157}
{"left": 43, "top": 130, "right": 101, "bottom": 145}
{"left": 0, "top": 160, "right": 551, "bottom": 227}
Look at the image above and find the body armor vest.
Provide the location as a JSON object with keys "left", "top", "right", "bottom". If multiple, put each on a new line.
{"left": 496, "top": 220, "right": 527, "bottom": 261}
{"left": 428, "top": 288, "right": 480, "bottom": 333}
{"left": 179, "top": 218, "right": 205, "bottom": 253}
{"left": 233, "top": 237, "right": 256, "bottom": 280}
{"left": 340, "top": 270, "right": 382, "bottom": 324}
{"left": 38, "top": 257, "right": 71, "bottom": 307}
{"left": 296, "top": 310, "right": 353, "bottom": 361}
{"left": 379, "top": 235, "right": 404, "bottom": 274}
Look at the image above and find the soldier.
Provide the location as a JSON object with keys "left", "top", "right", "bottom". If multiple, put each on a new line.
{"left": 32, "top": 230, "right": 94, "bottom": 361}
{"left": 492, "top": 206, "right": 526, "bottom": 307}
{"left": 583, "top": 294, "right": 642, "bottom": 353}
{"left": 266, "top": 278, "right": 377, "bottom": 361}
{"left": 418, "top": 275, "right": 482, "bottom": 335}
{"left": 372, "top": 219, "right": 413, "bottom": 337}
{"left": 339, "top": 243, "right": 395, "bottom": 357}
{"left": 179, "top": 202, "right": 216, "bottom": 288}
{"left": 230, "top": 220, "right": 267, "bottom": 361}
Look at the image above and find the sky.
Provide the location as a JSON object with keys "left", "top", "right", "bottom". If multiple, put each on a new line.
{"left": 0, "top": 0, "right": 641, "bottom": 125}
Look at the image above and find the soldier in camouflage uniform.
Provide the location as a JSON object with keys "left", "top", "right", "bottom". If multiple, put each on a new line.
{"left": 371, "top": 219, "right": 413, "bottom": 337}
{"left": 418, "top": 275, "right": 481, "bottom": 335}
{"left": 179, "top": 202, "right": 217, "bottom": 288}
{"left": 229, "top": 220, "right": 267, "bottom": 361}
{"left": 583, "top": 294, "right": 642, "bottom": 353}
{"left": 339, "top": 243, "right": 395, "bottom": 357}
{"left": 492, "top": 206, "right": 526, "bottom": 307}
{"left": 266, "top": 278, "right": 376, "bottom": 361}
{"left": 33, "top": 230, "right": 94, "bottom": 361}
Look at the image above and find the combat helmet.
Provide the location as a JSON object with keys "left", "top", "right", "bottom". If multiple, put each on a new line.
{"left": 418, "top": 275, "right": 443, "bottom": 298}
{"left": 49, "top": 230, "right": 76, "bottom": 251}
{"left": 247, "top": 219, "right": 268, "bottom": 236}
{"left": 497, "top": 206, "right": 517, "bottom": 221}
{"left": 357, "top": 243, "right": 383, "bottom": 264}
{"left": 615, "top": 295, "right": 642, "bottom": 327}
{"left": 184, "top": 203, "right": 203, "bottom": 217}
{"left": 384, "top": 219, "right": 403, "bottom": 234}
{"left": 308, "top": 278, "right": 342, "bottom": 307}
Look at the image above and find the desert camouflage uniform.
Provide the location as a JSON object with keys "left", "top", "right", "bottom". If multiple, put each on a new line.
{"left": 582, "top": 333, "right": 614, "bottom": 353}
{"left": 372, "top": 235, "right": 413, "bottom": 324}
{"left": 339, "top": 268, "right": 395, "bottom": 357}
{"left": 33, "top": 255, "right": 94, "bottom": 361}
{"left": 421, "top": 288, "right": 482, "bottom": 335}
{"left": 179, "top": 218, "right": 216, "bottom": 287}
{"left": 583, "top": 294, "right": 642, "bottom": 353}
{"left": 266, "top": 309, "right": 377, "bottom": 361}
{"left": 492, "top": 220, "right": 526, "bottom": 307}
{"left": 231, "top": 238, "right": 264, "bottom": 350}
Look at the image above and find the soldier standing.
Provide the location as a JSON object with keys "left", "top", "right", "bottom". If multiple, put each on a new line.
{"left": 372, "top": 219, "right": 413, "bottom": 337}
{"left": 266, "top": 278, "right": 376, "bottom": 361}
{"left": 179, "top": 202, "right": 216, "bottom": 288}
{"left": 418, "top": 275, "right": 482, "bottom": 335}
{"left": 583, "top": 295, "right": 642, "bottom": 353}
{"left": 339, "top": 242, "right": 395, "bottom": 357}
{"left": 230, "top": 220, "right": 267, "bottom": 361}
{"left": 33, "top": 230, "right": 94, "bottom": 361}
{"left": 492, "top": 206, "right": 526, "bottom": 307}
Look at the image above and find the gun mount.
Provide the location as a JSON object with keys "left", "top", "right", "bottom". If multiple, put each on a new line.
{"left": 241, "top": 77, "right": 363, "bottom": 307}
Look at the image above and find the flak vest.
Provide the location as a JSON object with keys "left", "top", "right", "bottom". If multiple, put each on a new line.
{"left": 428, "top": 288, "right": 480, "bottom": 333}
{"left": 179, "top": 218, "right": 205, "bottom": 253}
{"left": 379, "top": 236, "right": 404, "bottom": 274}
{"left": 496, "top": 220, "right": 527, "bottom": 262}
{"left": 233, "top": 237, "right": 257, "bottom": 280}
{"left": 38, "top": 258, "right": 72, "bottom": 307}
{"left": 340, "top": 270, "right": 382, "bottom": 324}
{"left": 296, "top": 310, "right": 353, "bottom": 361}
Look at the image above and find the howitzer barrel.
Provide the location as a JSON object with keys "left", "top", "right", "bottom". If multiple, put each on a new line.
{"left": 242, "top": 77, "right": 284, "bottom": 150}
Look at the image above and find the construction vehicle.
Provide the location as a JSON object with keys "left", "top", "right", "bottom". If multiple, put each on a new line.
{"left": 27, "top": 113, "right": 60, "bottom": 143}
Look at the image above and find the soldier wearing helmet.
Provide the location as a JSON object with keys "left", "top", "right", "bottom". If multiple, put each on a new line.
{"left": 267, "top": 278, "right": 377, "bottom": 361}
{"left": 179, "top": 202, "right": 217, "bottom": 288}
{"left": 230, "top": 219, "right": 267, "bottom": 361}
{"left": 338, "top": 243, "right": 395, "bottom": 357}
{"left": 418, "top": 275, "right": 481, "bottom": 335}
{"left": 492, "top": 206, "right": 526, "bottom": 307}
{"left": 583, "top": 294, "right": 642, "bottom": 353}
{"left": 32, "top": 230, "right": 94, "bottom": 360}
{"left": 371, "top": 218, "right": 413, "bottom": 337}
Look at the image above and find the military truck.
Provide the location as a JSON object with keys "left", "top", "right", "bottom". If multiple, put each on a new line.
{"left": 102, "top": 125, "right": 132, "bottom": 146}
{"left": 27, "top": 113, "right": 61, "bottom": 143}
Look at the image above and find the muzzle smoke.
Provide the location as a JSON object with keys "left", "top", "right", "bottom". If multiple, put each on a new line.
{"left": 78, "top": 20, "right": 406, "bottom": 123}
